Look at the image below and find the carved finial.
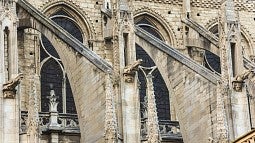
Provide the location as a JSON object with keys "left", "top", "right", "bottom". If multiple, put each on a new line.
{"left": 47, "top": 86, "right": 59, "bottom": 112}
{"left": 123, "top": 59, "right": 142, "bottom": 83}
{"left": 3, "top": 73, "right": 23, "bottom": 98}
{"left": 47, "top": 84, "right": 61, "bottom": 128}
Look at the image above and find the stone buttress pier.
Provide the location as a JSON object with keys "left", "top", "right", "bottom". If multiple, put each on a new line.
{"left": 0, "top": 0, "right": 20, "bottom": 142}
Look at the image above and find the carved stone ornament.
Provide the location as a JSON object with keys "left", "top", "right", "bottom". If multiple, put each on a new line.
{"left": 123, "top": 59, "right": 142, "bottom": 83}
{"left": 250, "top": 55, "right": 255, "bottom": 63}
{"left": 232, "top": 69, "right": 255, "bottom": 92}
{"left": 3, "top": 73, "right": 23, "bottom": 98}
{"left": 232, "top": 80, "right": 244, "bottom": 92}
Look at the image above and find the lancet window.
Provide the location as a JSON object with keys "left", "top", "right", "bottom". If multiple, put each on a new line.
{"left": 205, "top": 24, "right": 221, "bottom": 73}
{"left": 135, "top": 17, "right": 170, "bottom": 120}
{"left": 135, "top": 16, "right": 183, "bottom": 141}
{"left": 40, "top": 10, "right": 82, "bottom": 114}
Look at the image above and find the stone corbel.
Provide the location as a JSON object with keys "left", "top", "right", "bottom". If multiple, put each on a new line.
{"left": 123, "top": 59, "right": 142, "bottom": 83}
{"left": 232, "top": 69, "right": 255, "bottom": 92}
{"left": 3, "top": 73, "right": 23, "bottom": 98}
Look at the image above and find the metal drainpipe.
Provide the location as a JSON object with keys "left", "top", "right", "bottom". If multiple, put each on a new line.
{"left": 246, "top": 84, "right": 253, "bottom": 129}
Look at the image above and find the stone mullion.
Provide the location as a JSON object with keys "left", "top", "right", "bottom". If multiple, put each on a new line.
{"left": 62, "top": 75, "right": 66, "bottom": 114}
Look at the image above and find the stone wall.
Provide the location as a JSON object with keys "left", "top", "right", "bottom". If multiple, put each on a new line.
{"left": 40, "top": 27, "right": 108, "bottom": 143}
{"left": 16, "top": 4, "right": 109, "bottom": 142}
{"left": 136, "top": 34, "right": 218, "bottom": 142}
{"left": 172, "top": 65, "right": 217, "bottom": 143}
{"left": 18, "top": 29, "right": 40, "bottom": 111}
{"left": 13, "top": 0, "right": 255, "bottom": 142}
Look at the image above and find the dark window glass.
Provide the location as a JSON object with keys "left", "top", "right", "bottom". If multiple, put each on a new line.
{"left": 66, "top": 77, "right": 77, "bottom": 114}
{"left": 40, "top": 12, "right": 82, "bottom": 114}
{"left": 136, "top": 18, "right": 170, "bottom": 120}
{"left": 205, "top": 25, "right": 221, "bottom": 73}
{"left": 40, "top": 42, "right": 49, "bottom": 62}
{"left": 137, "top": 18, "right": 163, "bottom": 40}
{"left": 52, "top": 17, "right": 83, "bottom": 42}
{"left": 136, "top": 45, "right": 170, "bottom": 120}
{"left": 52, "top": 10, "right": 70, "bottom": 17}
{"left": 41, "top": 59, "right": 63, "bottom": 112}
{"left": 41, "top": 35, "right": 60, "bottom": 59}
{"left": 205, "top": 51, "right": 221, "bottom": 73}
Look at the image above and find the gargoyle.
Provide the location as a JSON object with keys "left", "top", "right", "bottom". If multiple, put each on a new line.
{"left": 232, "top": 69, "right": 255, "bottom": 92}
{"left": 3, "top": 73, "right": 24, "bottom": 91}
{"left": 123, "top": 59, "right": 143, "bottom": 83}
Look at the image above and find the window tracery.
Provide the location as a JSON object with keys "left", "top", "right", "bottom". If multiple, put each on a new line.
{"left": 40, "top": 10, "right": 83, "bottom": 114}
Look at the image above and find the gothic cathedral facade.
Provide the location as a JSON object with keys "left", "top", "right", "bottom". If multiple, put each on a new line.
{"left": 0, "top": 0, "right": 255, "bottom": 142}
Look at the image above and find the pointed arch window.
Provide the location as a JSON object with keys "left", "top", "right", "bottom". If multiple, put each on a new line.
{"left": 40, "top": 10, "right": 83, "bottom": 114}
{"left": 136, "top": 45, "right": 170, "bottom": 120}
{"left": 204, "top": 24, "right": 221, "bottom": 73}
{"left": 136, "top": 15, "right": 183, "bottom": 141}
{"left": 136, "top": 17, "right": 164, "bottom": 41}
{"left": 136, "top": 18, "right": 170, "bottom": 120}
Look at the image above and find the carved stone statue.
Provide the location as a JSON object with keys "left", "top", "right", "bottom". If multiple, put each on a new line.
{"left": 232, "top": 69, "right": 255, "bottom": 92}
{"left": 123, "top": 59, "right": 142, "bottom": 83}
{"left": 47, "top": 89, "right": 59, "bottom": 112}
{"left": 3, "top": 73, "right": 23, "bottom": 98}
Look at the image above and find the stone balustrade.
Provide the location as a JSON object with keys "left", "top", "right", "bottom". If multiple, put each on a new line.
{"left": 20, "top": 111, "right": 80, "bottom": 134}
{"left": 141, "top": 118, "right": 183, "bottom": 142}
{"left": 159, "top": 120, "right": 183, "bottom": 141}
